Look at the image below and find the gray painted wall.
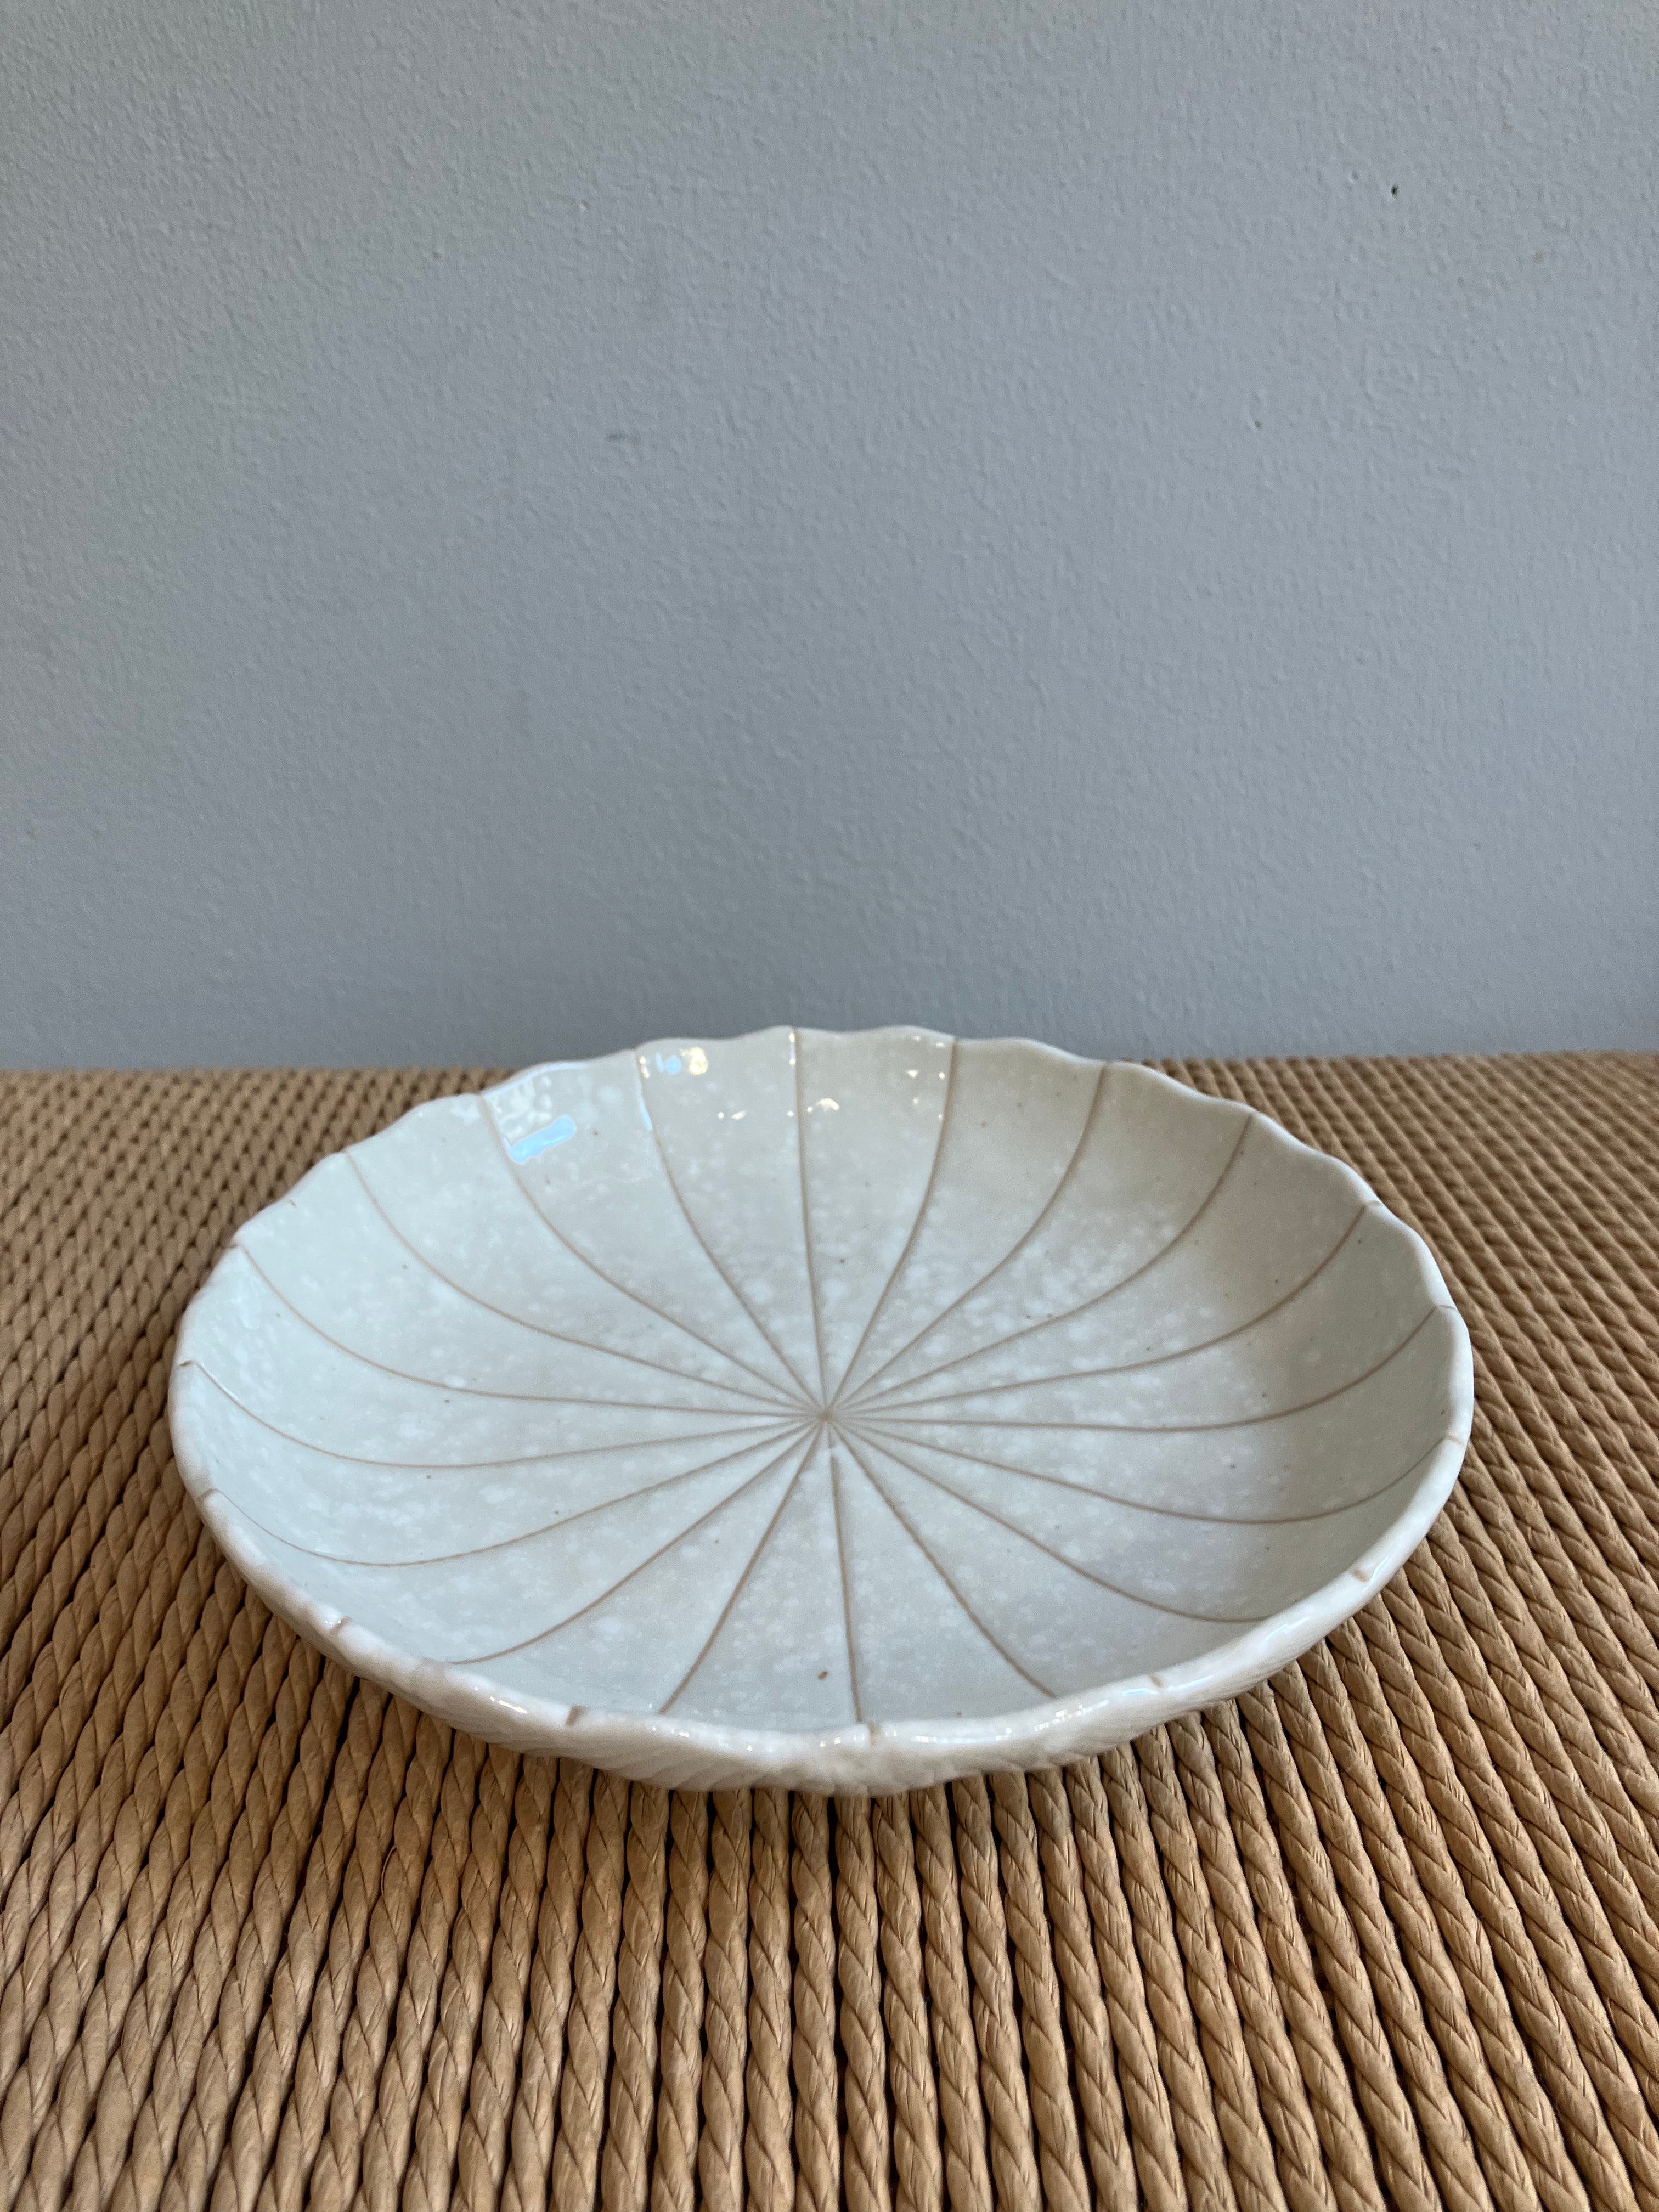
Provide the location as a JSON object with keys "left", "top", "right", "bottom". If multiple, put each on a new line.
{"left": 4, "top": 0, "right": 1655, "bottom": 1070}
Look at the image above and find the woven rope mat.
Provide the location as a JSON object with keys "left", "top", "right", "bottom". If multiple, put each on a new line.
{"left": 4, "top": 1054, "right": 1659, "bottom": 2212}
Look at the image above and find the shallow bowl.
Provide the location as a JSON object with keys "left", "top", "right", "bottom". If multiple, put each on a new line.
{"left": 170, "top": 1026, "right": 1472, "bottom": 1789}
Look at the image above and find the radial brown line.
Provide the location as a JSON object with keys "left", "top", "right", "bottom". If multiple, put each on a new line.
{"left": 201, "top": 1423, "right": 811, "bottom": 1568}
{"left": 847, "top": 1105, "right": 1256, "bottom": 1413}
{"left": 857, "top": 1429, "right": 1297, "bottom": 1622}
{"left": 228, "top": 1243, "right": 794, "bottom": 1419}
{"left": 179, "top": 1359, "right": 799, "bottom": 1475}
{"left": 840, "top": 1061, "right": 1111, "bottom": 1404}
{"left": 868, "top": 1307, "right": 1441, "bottom": 1435}
{"left": 479, "top": 1086, "right": 807, "bottom": 1403}
{"left": 865, "top": 1201, "right": 1369, "bottom": 1414}
{"left": 839, "top": 1434, "right": 1055, "bottom": 1698}
{"left": 454, "top": 1433, "right": 811, "bottom": 1663}
{"left": 848, "top": 1417, "right": 1460, "bottom": 1528}
{"left": 347, "top": 1147, "right": 794, "bottom": 1409}
{"left": 828, "top": 1441, "right": 864, "bottom": 1720}
{"left": 793, "top": 1029, "right": 831, "bottom": 1403}
{"left": 828, "top": 1037, "right": 958, "bottom": 1404}
{"left": 636, "top": 1053, "right": 819, "bottom": 1402}
{"left": 660, "top": 1431, "right": 823, "bottom": 1714}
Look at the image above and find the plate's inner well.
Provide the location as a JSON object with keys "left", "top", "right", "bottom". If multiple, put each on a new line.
{"left": 173, "top": 1028, "right": 1463, "bottom": 1736}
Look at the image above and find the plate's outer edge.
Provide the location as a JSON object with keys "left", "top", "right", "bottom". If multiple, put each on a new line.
{"left": 167, "top": 1037, "right": 1475, "bottom": 1793}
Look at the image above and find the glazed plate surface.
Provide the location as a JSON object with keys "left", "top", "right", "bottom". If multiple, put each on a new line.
{"left": 170, "top": 1027, "right": 1472, "bottom": 1789}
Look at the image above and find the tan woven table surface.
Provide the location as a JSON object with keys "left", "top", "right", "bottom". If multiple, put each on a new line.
{"left": 4, "top": 1053, "right": 1659, "bottom": 2212}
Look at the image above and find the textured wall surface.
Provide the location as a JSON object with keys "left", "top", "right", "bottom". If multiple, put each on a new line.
{"left": 3, "top": 0, "right": 1655, "bottom": 1069}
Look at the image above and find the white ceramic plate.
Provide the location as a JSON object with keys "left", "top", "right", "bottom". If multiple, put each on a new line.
{"left": 170, "top": 1026, "right": 1472, "bottom": 1791}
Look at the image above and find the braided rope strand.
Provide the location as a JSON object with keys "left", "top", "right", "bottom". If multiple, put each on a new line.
{"left": 650, "top": 1791, "right": 707, "bottom": 2212}
{"left": 832, "top": 1797, "right": 891, "bottom": 2212}
{"left": 697, "top": 1790, "right": 749, "bottom": 2212}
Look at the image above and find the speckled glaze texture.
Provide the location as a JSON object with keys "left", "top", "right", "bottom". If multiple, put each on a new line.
{"left": 169, "top": 1027, "right": 1473, "bottom": 1789}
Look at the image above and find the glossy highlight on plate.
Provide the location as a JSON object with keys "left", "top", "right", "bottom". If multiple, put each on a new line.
{"left": 168, "top": 1026, "right": 1473, "bottom": 1788}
